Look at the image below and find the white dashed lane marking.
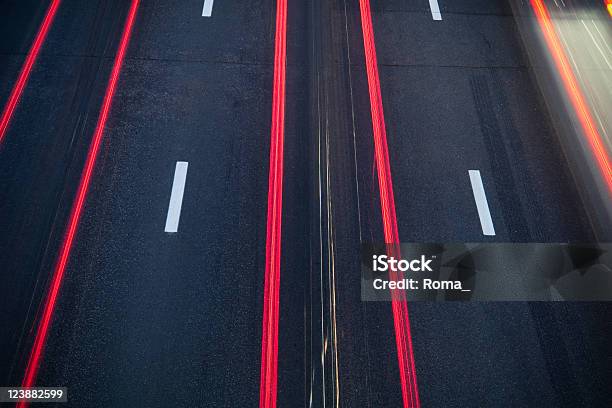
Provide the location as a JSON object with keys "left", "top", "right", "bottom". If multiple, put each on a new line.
{"left": 429, "top": 0, "right": 442, "bottom": 20}
{"left": 165, "top": 161, "right": 189, "bottom": 233}
{"left": 468, "top": 170, "right": 496, "bottom": 236}
{"left": 202, "top": 0, "right": 214, "bottom": 17}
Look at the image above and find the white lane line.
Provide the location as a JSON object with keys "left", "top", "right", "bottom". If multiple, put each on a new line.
{"left": 165, "top": 161, "right": 189, "bottom": 233}
{"left": 202, "top": 0, "right": 214, "bottom": 17}
{"left": 428, "top": 0, "right": 442, "bottom": 21}
{"left": 468, "top": 170, "right": 496, "bottom": 236}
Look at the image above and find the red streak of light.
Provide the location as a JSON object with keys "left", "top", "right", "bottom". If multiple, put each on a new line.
{"left": 17, "top": 1, "right": 140, "bottom": 405}
{"left": 0, "top": 0, "right": 62, "bottom": 146}
{"left": 259, "top": 0, "right": 287, "bottom": 406}
{"left": 358, "top": 0, "right": 420, "bottom": 407}
{"left": 530, "top": 0, "right": 612, "bottom": 195}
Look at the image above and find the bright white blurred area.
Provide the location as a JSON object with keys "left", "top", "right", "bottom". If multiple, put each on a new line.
{"left": 553, "top": 5, "right": 612, "bottom": 155}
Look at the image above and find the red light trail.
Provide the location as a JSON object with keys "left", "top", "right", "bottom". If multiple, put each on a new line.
{"left": 17, "top": 1, "right": 140, "bottom": 405}
{"left": 259, "top": 0, "right": 287, "bottom": 406}
{"left": 0, "top": 0, "right": 61, "bottom": 146}
{"left": 357, "top": 0, "right": 420, "bottom": 407}
{"left": 530, "top": 0, "right": 612, "bottom": 195}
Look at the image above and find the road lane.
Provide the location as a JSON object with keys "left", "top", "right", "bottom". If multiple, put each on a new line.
{"left": 18, "top": 0, "right": 309, "bottom": 406}
{"left": 323, "top": 0, "right": 611, "bottom": 406}
{"left": 0, "top": 0, "right": 133, "bottom": 386}
{"left": 305, "top": 0, "right": 413, "bottom": 405}
{"left": 29, "top": 1, "right": 271, "bottom": 403}
{"left": 18, "top": 3, "right": 141, "bottom": 398}
{"left": 354, "top": 0, "right": 610, "bottom": 406}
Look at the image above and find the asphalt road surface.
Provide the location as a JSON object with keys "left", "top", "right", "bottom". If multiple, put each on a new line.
{"left": 0, "top": 0, "right": 611, "bottom": 407}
